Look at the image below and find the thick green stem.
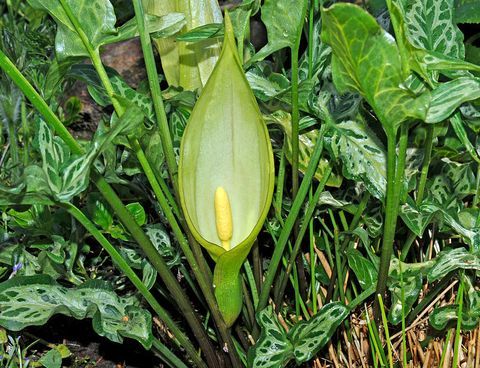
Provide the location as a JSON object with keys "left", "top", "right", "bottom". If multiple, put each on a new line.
{"left": 374, "top": 125, "right": 408, "bottom": 320}
{"left": 65, "top": 203, "right": 206, "bottom": 368}
{"left": 131, "top": 0, "right": 178, "bottom": 188}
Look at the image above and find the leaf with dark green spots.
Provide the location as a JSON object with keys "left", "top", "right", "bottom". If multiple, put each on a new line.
{"left": 247, "top": 307, "right": 292, "bottom": 368}
{"left": 400, "top": 196, "right": 436, "bottom": 236}
{"left": 428, "top": 248, "right": 480, "bottom": 282}
{"left": 346, "top": 248, "right": 378, "bottom": 290}
{"left": 145, "top": 225, "right": 183, "bottom": 268}
{"left": 425, "top": 78, "right": 480, "bottom": 123}
{"left": 430, "top": 275, "right": 480, "bottom": 330}
{"left": 326, "top": 119, "right": 387, "bottom": 200}
{"left": 249, "top": 0, "right": 308, "bottom": 63}
{"left": 0, "top": 275, "right": 153, "bottom": 348}
{"left": 68, "top": 65, "right": 155, "bottom": 122}
{"left": 35, "top": 105, "right": 144, "bottom": 202}
{"left": 405, "top": 0, "right": 464, "bottom": 58}
{"left": 288, "top": 302, "right": 349, "bottom": 364}
{"left": 387, "top": 258, "right": 432, "bottom": 325}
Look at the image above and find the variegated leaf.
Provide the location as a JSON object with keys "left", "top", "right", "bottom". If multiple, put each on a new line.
{"left": 426, "top": 77, "right": 480, "bottom": 123}
{"left": 247, "top": 307, "right": 293, "bottom": 368}
{"left": 405, "top": 0, "right": 464, "bottom": 58}
{"left": 321, "top": 3, "right": 428, "bottom": 133}
{"left": 288, "top": 302, "right": 349, "bottom": 364}
{"left": 428, "top": 248, "right": 480, "bottom": 282}
{"left": 326, "top": 119, "right": 387, "bottom": 200}
{"left": 0, "top": 275, "right": 153, "bottom": 348}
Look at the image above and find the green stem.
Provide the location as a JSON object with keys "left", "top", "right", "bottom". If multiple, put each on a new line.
{"left": 65, "top": 203, "right": 206, "bottom": 368}
{"left": 290, "top": 45, "right": 300, "bottom": 201}
{"left": 307, "top": 1, "right": 314, "bottom": 79}
{"left": 452, "top": 277, "right": 464, "bottom": 368}
{"left": 152, "top": 338, "right": 189, "bottom": 368}
{"left": 274, "top": 167, "right": 331, "bottom": 306}
{"left": 131, "top": 0, "right": 178, "bottom": 188}
{"left": 416, "top": 125, "right": 434, "bottom": 205}
{"left": 400, "top": 125, "right": 434, "bottom": 260}
{"left": 0, "top": 49, "right": 82, "bottom": 155}
{"left": 374, "top": 125, "right": 408, "bottom": 320}
{"left": 258, "top": 125, "right": 326, "bottom": 312}
{"left": 92, "top": 174, "right": 220, "bottom": 368}
{"left": 21, "top": 100, "right": 28, "bottom": 167}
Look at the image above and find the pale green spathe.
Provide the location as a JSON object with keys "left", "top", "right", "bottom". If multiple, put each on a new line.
{"left": 179, "top": 12, "right": 274, "bottom": 326}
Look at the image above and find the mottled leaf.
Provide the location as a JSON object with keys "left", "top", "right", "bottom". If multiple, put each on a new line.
{"left": 321, "top": 3, "right": 428, "bottom": 133}
{"left": 326, "top": 119, "right": 387, "bottom": 200}
{"left": 426, "top": 77, "right": 480, "bottom": 123}
{"left": 0, "top": 275, "right": 153, "bottom": 348}
{"left": 265, "top": 111, "right": 343, "bottom": 187}
{"left": 289, "top": 302, "right": 349, "bottom": 364}
{"left": 405, "top": 0, "right": 464, "bottom": 58}
{"left": 247, "top": 307, "right": 292, "bottom": 368}
{"left": 428, "top": 248, "right": 480, "bottom": 282}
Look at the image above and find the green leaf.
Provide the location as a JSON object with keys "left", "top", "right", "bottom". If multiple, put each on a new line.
{"left": 265, "top": 111, "right": 343, "bottom": 187}
{"left": 248, "top": 302, "right": 350, "bottom": 367}
{"left": 326, "top": 119, "right": 387, "bottom": 200}
{"left": 425, "top": 77, "right": 480, "bottom": 123}
{"left": 428, "top": 248, "right": 480, "bottom": 282}
{"left": 400, "top": 196, "right": 436, "bottom": 236}
{"left": 405, "top": 0, "right": 464, "bottom": 58}
{"left": 27, "top": 0, "right": 117, "bottom": 59}
{"left": 102, "top": 13, "right": 186, "bottom": 44}
{"left": 178, "top": 14, "right": 274, "bottom": 326}
{"left": 176, "top": 23, "right": 223, "bottom": 42}
{"left": 430, "top": 275, "right": 480, "bottom": 330}
{"left": 289, "top": 302, "right": 349, "bottom": 364}
{"left": 454, "top": 0, "right": 480, "bottom": 24}
{"left": 35, "top": 105, "right": 144, "bottom": 202}
{"left": 0, "top": 275, "right": 153, "bottom": 348}
{"left": 346, "top": 248, "right": 378, "bottom": 290}
{"left": 247, "top": 307, "right": 292, "bottom": 368}
{"left": 249, "top": 0, "right": 308, "bottom": 62}
{"left": 321, "top": 3, "right": 428, "bottom": 133}
{"left": 126, "top": 203, "right": 146, "bottom": 227}
{"left": 39, "top": 349, "right": 63, "bottom": 368}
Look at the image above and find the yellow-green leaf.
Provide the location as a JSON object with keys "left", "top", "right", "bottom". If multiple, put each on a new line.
{"left": 179, "top": 13, "right": 274, "bottom": 325}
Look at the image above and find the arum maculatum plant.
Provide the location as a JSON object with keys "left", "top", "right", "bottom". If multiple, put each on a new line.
{"left": 179, "top": 13, "right": 274, "bottom": 327}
